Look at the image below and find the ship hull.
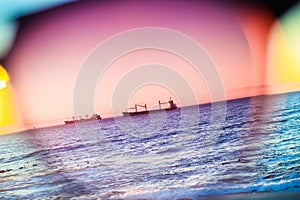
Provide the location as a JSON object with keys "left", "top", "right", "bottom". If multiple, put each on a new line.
{"left": 64, "top": 120, "right": 75, "bottom": 124}
{"left": 64, "top": 115, "right": 101, "bottom": 124}
{"left": 122, "top": 107, "right": 177, "bottom": 117}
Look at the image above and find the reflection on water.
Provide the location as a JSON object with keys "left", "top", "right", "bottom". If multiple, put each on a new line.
{"left": 0, "top": 92, "right": 300, "bottom": 199}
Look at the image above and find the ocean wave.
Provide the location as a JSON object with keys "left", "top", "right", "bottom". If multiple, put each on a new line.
{"left": 3, "top": 143, "right": 85, "bottom": 164}
{"left": 110, "top": 178, "right": 300, "bottom": 200}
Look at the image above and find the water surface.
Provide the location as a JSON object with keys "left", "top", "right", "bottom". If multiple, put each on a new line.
{"left": 1, "top": 92, "right": 300, "bottom": 199}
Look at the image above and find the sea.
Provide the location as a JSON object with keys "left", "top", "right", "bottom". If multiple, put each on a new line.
{"left": 1, "top": 91, "right": 300, "bottom": 199}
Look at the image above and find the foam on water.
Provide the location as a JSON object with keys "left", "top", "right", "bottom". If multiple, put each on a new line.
{"left": 115, "top": 178, "right": 300, "bottom": 200}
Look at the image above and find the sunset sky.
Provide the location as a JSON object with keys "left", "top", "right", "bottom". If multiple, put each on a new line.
{"left": 1, "top": 0, "right": 300, "bottom": 132}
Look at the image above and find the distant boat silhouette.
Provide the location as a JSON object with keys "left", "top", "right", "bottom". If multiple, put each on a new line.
{"left": 64, "top": 114, "right": 101, "bottom": 124}
{"left": 122, "top": 98, "right": 177, "bottom": 117}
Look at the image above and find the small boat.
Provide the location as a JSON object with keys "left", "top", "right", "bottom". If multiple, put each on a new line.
{"left": 122, "top": 98, "right": 177, "bottom": 117}
{"left": 64, "top": 114, "right": 101, "bottom": 124}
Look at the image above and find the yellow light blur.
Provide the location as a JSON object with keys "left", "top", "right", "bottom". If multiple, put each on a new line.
{"left": 267, "top": 3, "right": 300, "bottom": 93}
{"left": 0, "top": 65, "right": 9, "bottom": 89}
{"left": 0, "top": 80, "right": 7, "bottom": 89}
{"left": 0, "top": 65, "right": 17, "bottom": 134}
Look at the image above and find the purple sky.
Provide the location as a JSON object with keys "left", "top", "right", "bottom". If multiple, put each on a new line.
{"left": 4, "top": 1, "right": 274, "bottom": 128}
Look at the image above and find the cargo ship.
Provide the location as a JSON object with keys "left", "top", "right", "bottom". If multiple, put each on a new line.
{"left": 122, "top": 98, "right": 177, "bottom": 117}
{"left": 64, "top": 114, "right": 101, "bottom": 124}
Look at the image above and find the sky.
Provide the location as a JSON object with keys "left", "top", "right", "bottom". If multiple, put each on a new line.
{"left": 0, "top": 0, "right": 300, "bottom": 132}
{"left": 0, "top": 0, "right": 70, "bottom": 60}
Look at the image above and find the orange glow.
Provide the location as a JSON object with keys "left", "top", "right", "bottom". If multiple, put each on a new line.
{"left": 95, "top": 49, "right": 209, "bottom": 117}
{"left": 235, "top": 6, "right": 274, "bottom": 96}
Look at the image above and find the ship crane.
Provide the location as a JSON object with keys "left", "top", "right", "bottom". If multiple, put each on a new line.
{"left": 122, "top": 98, "right": 177, "bottom": 117}
{"left": 159, "top": 97, "right": 176, "bottom": 109}
{"left": 158, "top": 100, "right": 168, "bottom": 109}
{"left": 126, "top": 104, "right": 147, "bottom": 112}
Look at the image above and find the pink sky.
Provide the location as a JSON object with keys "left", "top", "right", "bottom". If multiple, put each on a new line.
{"left": 4, "top": 1, "right": 274, "bottom": 128}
